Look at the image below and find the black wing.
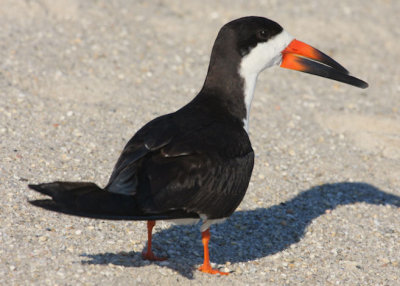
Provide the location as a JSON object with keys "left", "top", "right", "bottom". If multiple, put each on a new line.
{"left": 106, "top": 114, "right": 178, "bottom": 195}
{"left": 137, "top": 122, "right": 254, "bottom": 218}
{"left": 106, "top": 113, "right": 254, "bottom": 219}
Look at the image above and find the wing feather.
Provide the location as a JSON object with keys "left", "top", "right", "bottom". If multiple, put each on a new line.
{"left": 106, "top": 112, "right": 254, "bottom": 218}
{"left": 135, "top": 122, "right": 254, "bottom": 218}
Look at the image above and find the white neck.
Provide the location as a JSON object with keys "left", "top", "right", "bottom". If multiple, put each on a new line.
{"left": 238, "top": 30, "right": 294, "bottom": 133}
{"left": 241, "top": 73, "right": 258, "bottom": 132}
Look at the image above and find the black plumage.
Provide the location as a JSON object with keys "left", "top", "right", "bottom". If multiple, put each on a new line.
{"left": 106, "top": 100, "right": 254, "bottom": 219}
{"left": 30, "top": 97, "right": 254, "bottom": 220}
{"left": 30, "top": 18, "right": 259, "bottom": 222}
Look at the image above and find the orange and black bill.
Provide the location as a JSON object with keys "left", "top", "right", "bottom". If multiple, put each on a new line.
{"left": 281, "top": 39, "right": 368, "bottom": 89}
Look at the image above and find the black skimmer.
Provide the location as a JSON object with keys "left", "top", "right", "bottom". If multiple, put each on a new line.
{"left": 28, "top": 16, "right": 368, "bottom": 275}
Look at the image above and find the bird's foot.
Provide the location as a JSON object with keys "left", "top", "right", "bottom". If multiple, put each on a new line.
{"left": 142, "top": 250, "right": 167, "bottom": 261}
{"left": 198, "top": 264, "right": 229, "bottom": 275}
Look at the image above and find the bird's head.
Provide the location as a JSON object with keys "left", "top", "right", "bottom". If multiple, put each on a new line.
{"left": 216, "top": 16, "right": 368, "bottom": 89}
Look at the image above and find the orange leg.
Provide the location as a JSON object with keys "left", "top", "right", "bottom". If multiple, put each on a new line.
{"left": 198, "top": 228, "right": 229, "bottom": 275}
{"left": 142, "top": 220, "right": 167, "bottom": 261}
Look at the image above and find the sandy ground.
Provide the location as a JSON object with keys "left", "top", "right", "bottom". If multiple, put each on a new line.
{"left": 1, "top": 0, "right": 399, "bottom": 285}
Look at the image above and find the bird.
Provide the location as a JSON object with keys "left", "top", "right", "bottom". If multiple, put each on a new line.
{"left": 28, "top": 16, "right": 368, "bottom": 275}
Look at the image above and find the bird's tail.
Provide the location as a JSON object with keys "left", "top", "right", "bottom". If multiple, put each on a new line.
{"left": 28, "top": 182, "right": 145, "bottom": 220}
{"left": 28, "top": 181, "right": 198, "bottom": 220}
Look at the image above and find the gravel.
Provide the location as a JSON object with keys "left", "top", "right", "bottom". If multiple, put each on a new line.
{"left": 1, "top": 0, "right": 399, "bottom": 285}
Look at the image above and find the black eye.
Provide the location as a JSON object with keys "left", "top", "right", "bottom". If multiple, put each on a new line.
{"left": 258, "top": 30, "right": 269, "bottom": 40}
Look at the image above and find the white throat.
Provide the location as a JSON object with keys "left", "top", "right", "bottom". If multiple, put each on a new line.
{"left": 239, "top": 30, "right": 294, "bottom": 132}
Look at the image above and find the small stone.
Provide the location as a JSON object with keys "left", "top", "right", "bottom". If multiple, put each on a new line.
{"left": 221, "top": 266, "right": 230, "bottom": 273}
{"left": 61, "top": 154, "right": 70, "bottom": 161}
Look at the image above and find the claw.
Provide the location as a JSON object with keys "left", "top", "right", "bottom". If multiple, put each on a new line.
{"left": 142, "top": 250, "right": 167, "bottom": 261}
{"left": 198, "top": 264, "right": 229, "bottom": 275}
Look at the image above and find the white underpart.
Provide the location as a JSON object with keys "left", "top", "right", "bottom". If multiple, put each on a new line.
{"left": 200, "top": 214, "right": 227, "bottom": 232}
{"left": 172, "top": 214, "right": 227, "bottom": 232}
{"left": 172, "top": 217, "right": 200, "bottom": 226}
{"left": 239, "top": 30, "right": 294, "bottom": 132}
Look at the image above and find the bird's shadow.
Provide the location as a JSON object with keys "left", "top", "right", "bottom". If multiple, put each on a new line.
{"left": 80, "top": 182, "right": 400, "bottom": 279}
